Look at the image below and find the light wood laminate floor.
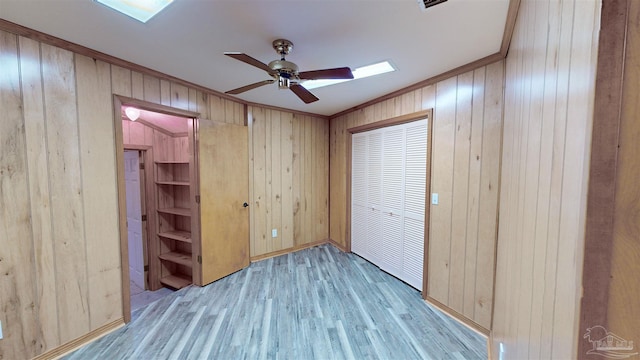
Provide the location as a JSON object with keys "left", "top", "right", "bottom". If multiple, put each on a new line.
{"left": 65, "top": 245, "right": 486, "bottom": 359}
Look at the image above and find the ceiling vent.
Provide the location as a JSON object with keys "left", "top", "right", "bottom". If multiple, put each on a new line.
{"left": 418, "top": 0, "right": 448, "bottom": 11}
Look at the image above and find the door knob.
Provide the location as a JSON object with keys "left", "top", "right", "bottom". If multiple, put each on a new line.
{"left": 243, "top": 202, "right": 249, "bottom": 208}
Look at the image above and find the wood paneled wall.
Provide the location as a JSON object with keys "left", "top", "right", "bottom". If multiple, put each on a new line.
{"left": 491, "top": 0, "right": 601, "bottom": 359}
{"left": 248, "top": 107, "right": 329, "bottom": 258}
{"left": 329, "top": 60, "right": 504, "bottom": 330}
{"left": 0, "top": 34, "right": 123, "bottom": 359}
{"left": 0, "top": 27, "right": 303, "bottom": 358}
{"left": 122, "top": 120, "right": 190, "bottom": 162}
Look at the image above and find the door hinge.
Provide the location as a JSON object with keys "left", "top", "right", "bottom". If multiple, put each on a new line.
{"left": 196, "top": 195, "right": 201, "bottom": 204}
{"left": 139, "top": 163, "right": 145, "bottom": 170}
{"left": 197, "top": 255, "right": 202, "bottom": 264}
{"left": 141, "top": 214, "right": 147, "bottom": 221}
{"left": 144, "top": 265, "right": 149, "bottom": 272}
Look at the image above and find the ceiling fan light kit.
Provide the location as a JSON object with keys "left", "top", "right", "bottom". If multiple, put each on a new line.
{"left": 224, "top": 39, "right": 354, "bottom": 104}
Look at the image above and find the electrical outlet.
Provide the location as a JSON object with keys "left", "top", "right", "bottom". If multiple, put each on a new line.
{"left": 431, "top": 193, "right": 439, "bottom": 205}
{"left": 272, "top": 229, "right": 278, "bottom": 238}
{"left": 0, "top": 320, "right": 3, "bottom": 340}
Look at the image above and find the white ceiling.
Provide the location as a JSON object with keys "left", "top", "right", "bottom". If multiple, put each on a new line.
{"left": 0, "top": 0, "right": 510, "bottom": 116}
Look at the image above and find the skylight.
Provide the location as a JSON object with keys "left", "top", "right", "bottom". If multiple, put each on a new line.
{"left": 303, "top": 61, "right": 396, "bottom": 90}
{"left": 96, "top": 0, "right": 174, "bottom": 23}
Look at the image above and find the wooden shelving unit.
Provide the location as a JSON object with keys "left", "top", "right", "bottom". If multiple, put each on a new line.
{"left": 159, "top": 273, "right": 192, "bottom": 289}
{"left": 154, "top": 160, "right": 193, "bottom": 290}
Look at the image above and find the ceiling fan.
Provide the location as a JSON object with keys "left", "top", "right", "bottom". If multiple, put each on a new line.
{"left": 224, "top": 39, "right": 354, "bottom": 104}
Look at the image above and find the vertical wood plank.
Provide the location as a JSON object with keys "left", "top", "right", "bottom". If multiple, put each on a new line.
{"left": 128, "top": 121, "right": 146, "bottom": 145}
{"left": 19, "top": 35, "right": 60, "bottom": 354}
{"left": 235, "top": 101, "right": 245, "bottom": 126}
{"left": 463, "top": 66, "right": 485, "bottom": 319}
{"left": 188, "top": 88, "right": 198, "bottom": 113}
{"left": 131, "top": 71, "right": 144, "bottom": 100}
{"left": 143, "top": 74, "right": 161, "bottom": 104}
{"left": 264, "top": 110, "right": 273, "bottom": 252}
{"left": 153, "top": 130, "right": 172, "bottom": 162}
{"left": 252, "top": 107, "right": 267, "bottom": 256}
{"left": 281, "top": 112, "right": 294, "bottom": 249}
{"left": 303, "top": 116, "right": 314, "bottom": 245}
{"left": 271, "top": 111, "right": 283, "bottom": 251}
{"left": 475, "top": 60, "right": 503, "bottom": 329}
{"left": 0, "top": 31, "right": 39, "bottom": 360}
{"left": 428, "top": 76, "right": 457, "bottom": 303}
{"left": 248, "top": 108, "right": 256, "bottom": 256}
{"left": 41, "top": 44, "right": 90, "bottom": 343}
{"left": 196, "top": 90, "right": 209, "bottom": 119}
{"left": 316, "top": 119, "right": 329, "bottom": 241}
{"left": 448, "top": 71, "right": 473, "bottom": 312}
{"left": 539, "top": 0, "right": 574, "bottom": 357}
{"left": 552, "top": 1, "right": 599, "bottom": 358}
{"left": 401, "top": 92, "right": 414, "bottom": 114}
{"left": 224, "top": 99, "right": 235, "bottom": 125}
{"left": 525, "top": 1, "right": 553, "bottom": 355}
{"left": 421, "top": 84, "right": 436, "bottom": 111}
{"left": 110, "top": 65, "right": 131, "bottom": 97}
{"left": 170, "top": 82, "right": 189, "bottom": 110}
{"left": 293, "top": 114, "right": 303, "bottom": 246}
{"left": 75, "top": 54, "right": 123, "bottom": 329}
{"left": 527, "top": 0, "right": 559, "bottom": 347}
{"left": 209, "top": 95, "right": 224, "bottom": 123}
{"left": 160, "top": 79, "right": 171, "bottom": 106}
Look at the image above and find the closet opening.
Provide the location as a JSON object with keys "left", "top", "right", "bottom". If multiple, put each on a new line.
{"left": 114, "top": 96, "right": 201, "bottom": 322}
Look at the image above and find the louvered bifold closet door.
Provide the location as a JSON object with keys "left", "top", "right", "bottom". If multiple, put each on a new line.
{"left": 402, "top": 120, "right": 427, "bottom": 290}
{"left": 351, "top": 134, "right": 369, "bottom": 258}
{"left": 365, "top": 132, "right": 384, "bottom": 265}
{"left": 381, "top": 126, "right": 405, "bottom": 278}
{"left": 351, "top": 119, "right": 427, "bottom": 291}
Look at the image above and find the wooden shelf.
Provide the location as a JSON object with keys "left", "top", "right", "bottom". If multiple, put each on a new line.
{"left": 157, "top": 207, "right": 191, "bottom": 217}
{"left": 159, "top": 274, "right": 191, "bottom": 289}
{"left": 159, "top": 251, "right": 192, "bottom": 267}
{"left": 154, "top": 154, "right": 195, "bottom": 291}
{"left": 158, "top": 230, "right": 192, "bottom": 243}
{"left": 156, "top": 180, "right": 190, "bottom": 186}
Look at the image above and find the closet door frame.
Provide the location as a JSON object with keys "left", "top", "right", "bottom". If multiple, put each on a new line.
{"left": 347, "top": 109, "right": 434, "bottom": 298}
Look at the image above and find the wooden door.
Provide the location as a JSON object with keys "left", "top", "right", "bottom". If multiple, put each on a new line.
{"left": 124, "top": 150, "right": 145, "bottom": 290}
{"left": 197, "top": 119, "right": 250, "bottom": 286}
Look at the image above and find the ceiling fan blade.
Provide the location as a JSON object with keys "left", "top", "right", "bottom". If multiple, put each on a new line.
{"left": 225, "top": 80, "right": 275, "bottom": 95}
{"left": 298, "top": 67, "right": 354, "bottom": 80}
{"left": 224, "top": 52, "right": 274, "bottom": 74}
{"left": 290, "top": 84, "right": 319, "bottom": 104}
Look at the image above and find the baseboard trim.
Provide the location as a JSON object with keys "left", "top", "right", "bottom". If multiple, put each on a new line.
{"left": 33, "top": 318, "right": 125, "bottom": 360}
{"left": 250, "top": 240, "right": 329, "bottom": 262}
{"left": 425, "top": 296, "right": 489, "bottom": 337}
{"left": 328, "top": 238, "right": 349, "bottom": 252}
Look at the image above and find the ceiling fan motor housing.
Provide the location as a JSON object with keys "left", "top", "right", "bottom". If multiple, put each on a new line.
{"left": 268, "top": 59, "right": 299, "bottom": 78}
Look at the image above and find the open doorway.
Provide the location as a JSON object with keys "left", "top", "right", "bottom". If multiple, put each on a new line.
{"left": 116, "top": 98, "right": 199, "bottom": 321}
{"left": 123, "top": 148, "right": 173, "bottom": 314}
